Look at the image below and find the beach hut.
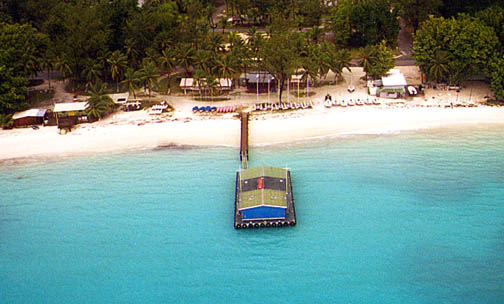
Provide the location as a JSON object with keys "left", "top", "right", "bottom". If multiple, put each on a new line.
{"left": 218, "top": 78, "right": 233, "bottom": 91}
{"left": 237, "top": 166, "right": 289, "bottom": 221}
{"left": 53, "top": 102, "right": 89, "bottom": 129}
{"left": 378, "top": 69, "right": 407, "bottom": 98}
{"left": 12, "top": 109, "right": 47, "bottom": 127}
{"left": 242, "top": 72, "right": 276, "bottom": 93}
{"left": 180, "top": 78, "right": 198, "bottom": 94}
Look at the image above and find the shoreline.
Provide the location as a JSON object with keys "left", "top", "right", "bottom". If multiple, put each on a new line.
{"left": 1, "top": 105, "right": 504, "bottom": 164}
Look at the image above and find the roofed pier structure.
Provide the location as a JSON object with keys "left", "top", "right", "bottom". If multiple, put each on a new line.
{"left": 234, "top": 166, "right": 296, "bottom": 229}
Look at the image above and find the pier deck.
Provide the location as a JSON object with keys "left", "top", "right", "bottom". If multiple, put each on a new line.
{"left": 234, "top": 113, "right": 296, "bottom": 229}
{"left": 240, "top": 112, "right": 249, "bottom": 169}
{"left": 234, "top": 167, "right": 296, "bottom": 229}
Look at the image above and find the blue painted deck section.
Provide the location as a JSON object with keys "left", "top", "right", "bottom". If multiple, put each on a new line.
{"left": 242, "top": 206, "right": 286, "bottom": 220}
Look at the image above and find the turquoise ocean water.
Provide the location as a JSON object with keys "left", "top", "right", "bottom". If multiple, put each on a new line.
{"left": 1, "top": 124, "right": 504, "bottom": 303}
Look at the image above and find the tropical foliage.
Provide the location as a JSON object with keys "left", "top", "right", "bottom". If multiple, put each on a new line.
{"left": 328, "top": 0, "right": 399, "bottom": 47}
{"left": 85, "top": 80, "right": 114, "bottom": 120}
{"left": 413, "top": 15, "right": 498, "bottom": 86}
{"left": 1, "top": 0, "right": 504, "bottom": 115}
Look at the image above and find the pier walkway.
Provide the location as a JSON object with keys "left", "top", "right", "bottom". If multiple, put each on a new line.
{"left": 240, "top": 112, "right": 249, "bottom": 169}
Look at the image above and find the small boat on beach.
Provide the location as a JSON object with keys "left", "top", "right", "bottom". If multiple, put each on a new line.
{"left": 347, "top": 99, "right": 355, "bottom": 106}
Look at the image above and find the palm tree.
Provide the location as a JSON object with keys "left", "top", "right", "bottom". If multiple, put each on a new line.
{"left": 192, "top": 69, "right": 205, "bottom": 97}
{"left": 247, "top": 27, "right": 264, "bottom": 59}
{"left": 97, "top": 49, "right": 111, "bottom": 81}
{"left": 216, "top": 53, "right": 239, "bottom": 88}
{"left": 307, "top": 26, "right": 325, "bottom": 43}
{"left": 23, "top": 53, "right": 39, "bottom": 79}
{"left": 301, "top": 58, "right": 318, "bottom": 97}
{"left": 124, "top": 38, "right": 139, "bottom": 69}
{"left": 315, "top": 49, "right": 331, "bottom": 81}
{"left": 220, "top": 15, "right": 229, "bottom": 34}
{"left": 194, "top": 49, "right": 214, "bottom": 75}
{"left": 207, "top": 33, "right": 223, "bottom": 54}
{"left": 359, "top": 45, "right": 377, "bottom": 81}
{"left": 428, "top": 50, "right": 450, "bottom": 83}
{"left": 107, "top": 50, "right": 128, "bottom": 92}
{"left": 139, "top": 59, "right": 160, "bottom": 99}
{"left": 145, "top": 48, "right": 159, "bottom": 65}
{"left": 40, "top": 50, "right": 55, "bottom": 90}
{"left": 82, "top": 59, "right": 103, "bottom": 90}
{"left": 55, "top": 56, "right": 72, "bottom": 83}
{"left": 330, "top": 49, "right": 352, "bottom": 81}
{"left": 175, "top": 44, "right": 196, "bottom": 76}
{"left": 228, "top": 31, "right": 244, "bottom": 50}
{"left": 159, "top": 48, "right": 175, "bottom": 76}
{"left": 85, "top": 80, "right": 114, "bottom": 121}
{"left": 121, "top": 68, "right": 141, "bottom": 99}
{"left": 204, "top": 74, "right": 219, "bottom": 96}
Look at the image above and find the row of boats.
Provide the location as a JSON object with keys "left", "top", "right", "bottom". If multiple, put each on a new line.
{"left": 324, "top": 98, "right": 380, "bottom": 108}
{"left": 192, "top": 106, "right": 237, "bottom": 113}
{"left": 251, "top": 101, "right": 314, "bottom": 111}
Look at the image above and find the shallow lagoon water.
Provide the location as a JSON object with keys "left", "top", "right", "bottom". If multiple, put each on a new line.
{"left": 1, "top": 125, "right": 504, "bottom": 303}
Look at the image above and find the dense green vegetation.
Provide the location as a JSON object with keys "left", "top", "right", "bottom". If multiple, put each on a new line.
{"left": 413, "top": 5, "right": 504, "bottom": 99}
{"left": 0, "top": 0, "right": 503, "bottom": 117}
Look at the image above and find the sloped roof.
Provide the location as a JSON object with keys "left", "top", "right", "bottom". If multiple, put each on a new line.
{"left": 180, "top": 78, "right": 232, "bottom": 88}
{"left": 243, "top": 72, "right": 275, "bottom": 83}
{"left": 239, "top": 189, "right": 287, "bottom": 210}
{"left": 240, "top": 166, "right": 287, "bottom": 180}
{"left": 53, "top": 102, "right": 88, "bottom": 112}
{"left": 180, "top": 78, "right": 194, "bottom": 87}
{"left": 12, "top": 109, "right": 46, "bottom": 120}
{"left": 218, "top": 78, "right": 232, "bottom": 88}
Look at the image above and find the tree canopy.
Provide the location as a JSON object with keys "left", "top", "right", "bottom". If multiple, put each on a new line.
{"left": 329, "top": 0, "right": 399, "bottom": 48}
{"left": 413, "top": 15, "right": 498, "bottom": 86}
{"left": 0, "top": 22, "right": 47, "bottom": 114}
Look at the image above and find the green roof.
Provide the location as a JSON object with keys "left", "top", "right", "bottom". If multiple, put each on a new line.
{"left": 239, "top": 189, "right": 287, "bottom": 210}
{"left": 239, "top": 166, "right": 288, "bottom": 180}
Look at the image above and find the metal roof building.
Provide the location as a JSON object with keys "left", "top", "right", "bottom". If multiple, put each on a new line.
{"left": 237, "top": 166, "right": 290, "bottom": 221}
{"left": 53, "top": 102, "right": 89, "bottom": 113}
{"left": 12, "top": 109, "right": 47, "bottom": 127}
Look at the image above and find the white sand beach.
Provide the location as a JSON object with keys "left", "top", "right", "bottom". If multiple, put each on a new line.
{"left": 1, "top": 105, "right": 504, "bottom": 162}
{"left": 2, "top": 66, "right": 503, "bottom": 162}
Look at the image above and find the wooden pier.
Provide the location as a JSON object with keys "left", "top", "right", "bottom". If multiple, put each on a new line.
{"left": 240, "top": 112, "right": 249, "bottom": 169}
{"left": 234, "top": 115, "right": 296, "bottom": 229}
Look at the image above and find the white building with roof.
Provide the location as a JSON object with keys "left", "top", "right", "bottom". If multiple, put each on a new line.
{"left": 368, "top": 69, "right": 408, "bottom": 99}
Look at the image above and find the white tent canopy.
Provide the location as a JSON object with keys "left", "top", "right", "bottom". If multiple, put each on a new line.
{"left": 382, "top": 69, "right": 407, "bottom": 87}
